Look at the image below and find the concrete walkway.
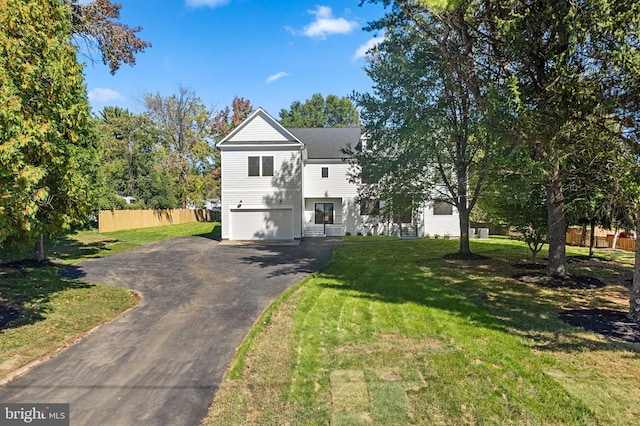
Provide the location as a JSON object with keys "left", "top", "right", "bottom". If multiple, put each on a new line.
{"left": 0, "top": 236, "right": 341, "bottom": 425}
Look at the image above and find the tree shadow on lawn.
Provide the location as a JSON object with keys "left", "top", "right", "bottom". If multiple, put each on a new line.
{"left": 316, "top": 241, "right": 640, "bottom": 354}
{"left": 0, "top": 261, "right": 90, "bottom": 331}
{"left": 47, "top": 237, "right": 120, "bottom": 263}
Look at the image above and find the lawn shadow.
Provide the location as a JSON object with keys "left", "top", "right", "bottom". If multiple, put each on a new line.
{"left": 316, "top": 239, "right": 640, "bottom": 354}
{"left": 195, "top": 223, "right": 222, "bottom": 241}
{"left": 46, "top": 236, "right": 121, "bottom": 263}
{"left": 0, "top": 262, "right": 91, "bottom": 331}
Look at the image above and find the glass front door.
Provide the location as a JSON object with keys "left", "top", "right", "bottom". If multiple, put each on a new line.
{"left": 314, "top": 203, "right": 334, "bottom": 233}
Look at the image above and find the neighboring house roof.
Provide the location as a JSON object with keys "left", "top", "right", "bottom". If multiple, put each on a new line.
{"left": 287, "top": 127, "right": 361, "bottom": 159}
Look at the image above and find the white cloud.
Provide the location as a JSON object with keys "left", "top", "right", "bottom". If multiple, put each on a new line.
{"left": 352, "top": 33, "right": 385, "bottom": 60}
{"left": 185, "top": 0, "right": 230, "bottom": 8}
{"left": 88, "top": 88, "right": 126, "bottom": 103}
{"left": 302, "top": 6, "right": 358, "bottom": 39}
{"left": 266, "top": 71, "right": 291, "bottom": 84}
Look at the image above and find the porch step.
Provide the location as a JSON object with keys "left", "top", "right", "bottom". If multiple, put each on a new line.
{"left": 304, "top": 230, "right": 325, "bottom": 237}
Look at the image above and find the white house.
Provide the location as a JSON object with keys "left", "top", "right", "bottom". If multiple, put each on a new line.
{"left": 217, "top": 108, "right": 460, "bottom": 240}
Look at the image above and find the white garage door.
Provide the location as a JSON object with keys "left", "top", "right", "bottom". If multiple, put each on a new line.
{"left": 229, "top": 208, "right": 293, "bottom": 240}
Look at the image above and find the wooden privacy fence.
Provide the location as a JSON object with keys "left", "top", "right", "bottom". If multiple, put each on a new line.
{"left": 98, "top": 209, "right": 215, "bottom": 233}
{"left": 566, "top": 227, "right": 636, "bottom": 252}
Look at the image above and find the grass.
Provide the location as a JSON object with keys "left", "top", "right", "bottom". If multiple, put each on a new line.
{"left": 0, "top": 221, "right": 220, "bottom": 384}
{"left": 2, "top": 221, "right": 221, "bottom": 265}
{"left": 206, "top": 237, "right": 640, "bottom": 425}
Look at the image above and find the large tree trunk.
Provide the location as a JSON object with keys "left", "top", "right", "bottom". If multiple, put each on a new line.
{"left": 34, "top": 233, "right": 44, "bottom": 262}
{"left": 630, "top": 215, "right": 640, "bottom": 323}
{"left": 589, "top": 218, "right": 596, "bottom": 257}
{"left": 546, "top": 172, "right": 566, "bottom": 276}
{"left": 458, "top": 208, "right": 471, "bottom": 255}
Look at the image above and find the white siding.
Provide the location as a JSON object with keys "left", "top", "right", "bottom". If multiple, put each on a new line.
{"left": 226, "top": 112, "right": 293, "bottom": 142}
{"left": 420, "top": 203, "right": 460, "bottom": 237}
{"left": 221, "top": 147, "right": 302, "bottom": 239}
{"left": 303, "top": 163, "right": 358, "bottom": 199}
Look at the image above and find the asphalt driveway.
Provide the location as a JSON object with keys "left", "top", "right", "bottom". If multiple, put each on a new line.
{"left": 0, "top": 236, "right": 341, "bottom": 425}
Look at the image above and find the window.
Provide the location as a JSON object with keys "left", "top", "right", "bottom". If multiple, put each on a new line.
{"left": 262, "top": 156, "right": 274, "bottom": 176}
{"left": 248, "top": 156, "right": 274, "bottom": 176}
{"left": 433, "top": 201, "right": 453, "bottom": 215}
{"left": 321, "top": 167, "right": 329, "bottom": 178}
{"left": 248, "top": 157, "right": 260, "bottom": 176}
{"left": 360, "top": 200, "right": 380, "bottom": 216}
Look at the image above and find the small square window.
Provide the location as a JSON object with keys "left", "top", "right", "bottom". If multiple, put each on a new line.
{"left": 262, "top": 156, "right": 274, "bottom": 176}
{"left": 321, "top": 167, "right": 329, "bottom": 178}
{"left": 248, "top": 156, "right": 260, "bottom": 176}
{"left": 433, "top": 201, "right": 453, "bottom": 215}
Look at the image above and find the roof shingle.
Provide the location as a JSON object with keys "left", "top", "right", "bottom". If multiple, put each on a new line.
{"left": 287, "top": 128, "right": 360, "bottom": 159}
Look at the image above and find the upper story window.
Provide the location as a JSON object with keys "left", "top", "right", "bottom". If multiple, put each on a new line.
{"left": 433, "top": 201, "right": 453, "bottom": 215}
{"left": 321, "top": 167, "right": 329, "bottom": 178}
{"left": 248, "top": 156, "right": 274, "bottom": 177}
{"left": 262, "top": 156, "right": 274, "bottom": 176}
{"left": 248, "top": 157, "right": 260, "bottom": 176}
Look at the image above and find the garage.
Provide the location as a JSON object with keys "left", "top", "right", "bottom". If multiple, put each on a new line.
{"left": 229, "top": 208, "right": 294, "bottom": 240}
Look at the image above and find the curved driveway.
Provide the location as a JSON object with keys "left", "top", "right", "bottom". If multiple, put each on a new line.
{"left": 0, "top": 236, "right": 341, "bottom": 425}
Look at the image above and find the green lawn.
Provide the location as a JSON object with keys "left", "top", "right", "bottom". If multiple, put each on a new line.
{"left": 2, "top": 221, "right": 221, "bottom": 265}
{"left": 0, "top": 222, "right": 220, "bottom": 383}
{"left": 207, "top": 237, "right": 639, "bottom": 425}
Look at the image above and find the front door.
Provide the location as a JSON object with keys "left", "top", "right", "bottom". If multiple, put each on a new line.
{"left": 314, "top": 203, "right": 334, "bottom": 235}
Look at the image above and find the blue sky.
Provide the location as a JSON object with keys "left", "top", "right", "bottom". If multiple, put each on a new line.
{"left": 81, "top": 0, "right": 388, "bottom": 117}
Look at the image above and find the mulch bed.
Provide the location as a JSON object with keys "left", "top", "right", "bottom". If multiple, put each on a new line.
{"left": 512, "top": 262, "right": 640, "bottom": 343}
{"left": 443, "top": 252, "right": 490, "bottom": 261}
{"left": 514, "top": 272, "right": 607, "bottom": 289}
{"left": 559, "top": 308, "right": 640, "bottom": 344}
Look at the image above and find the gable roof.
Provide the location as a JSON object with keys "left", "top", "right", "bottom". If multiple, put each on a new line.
{"left": 218, "top": 107, "right": 303, "bottom": 147}
{"left": 287, "top": 127, "right": 361, "bottom": 159}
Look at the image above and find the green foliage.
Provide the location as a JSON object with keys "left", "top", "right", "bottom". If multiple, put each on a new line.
{"left": 481, "top": 156, "right": 549, "bottom": 263}
{"left": 481, "top": 0, "right": 640, "bottom": 274}
{"left": 279, "top": 93, "right": 360, "bottom": 128}
{"left": 95, "top": 106, "right": 179, "bottom": 209}
{"left": 0, "top": 0, "right": 95, "bottom": 251}
{"left": 352, "top": 1, "right": 507, "bottom": 254}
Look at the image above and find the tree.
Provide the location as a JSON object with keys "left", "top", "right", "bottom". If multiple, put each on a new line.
{"left": 564, "top": 133, "right": 636, "bottom": 257}
{"left": 0, "top": 0, "right": 95, "bottom": 260}
{"left": 95, "top": 106, "right": 178, "bottom": 209}
{"left": 469, "top": 0, "right": 640, "bottom": 276}
{"left": 481, "top": 156, "right": 549, "bottom": 264}
{"left": 211, "top": 97, "right": 254, "bottom": 141}
{"left": 279, "top": 93, "right": 360, "bottom": 128}
{"left": 70, "top": 0, "right": 151, "bottom": 74}
{"left": 353, "top": 1, "right": 505, "bottom": 256}
{"left": 144, "top": 86, "right": 215, "bottom": 207}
